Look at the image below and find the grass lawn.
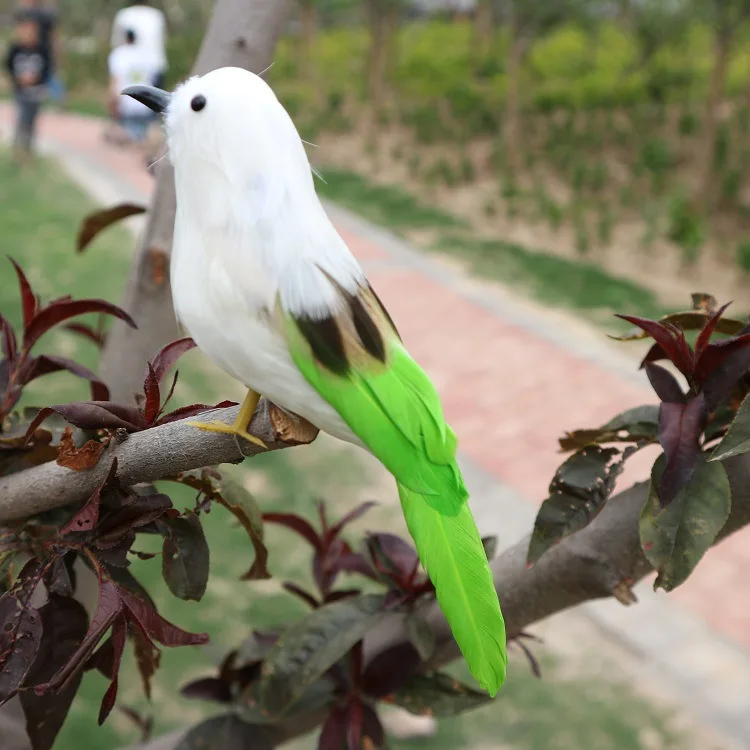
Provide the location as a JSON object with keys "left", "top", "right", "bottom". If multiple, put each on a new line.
{"left": 0, "top": 151, "right": 690, "bottom": 749}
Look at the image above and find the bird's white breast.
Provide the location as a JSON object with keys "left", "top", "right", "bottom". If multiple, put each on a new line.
{"left": 170, "top": 210, "right": 361, "bottom": 447}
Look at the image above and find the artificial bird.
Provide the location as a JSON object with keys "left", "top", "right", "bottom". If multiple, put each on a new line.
{"left": 122, "top": 67, "right": 507, "bottom": 695}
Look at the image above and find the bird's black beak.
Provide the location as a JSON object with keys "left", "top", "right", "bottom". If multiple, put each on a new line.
{"left": 121, "top": 85, "right": 170, "bottom": 114}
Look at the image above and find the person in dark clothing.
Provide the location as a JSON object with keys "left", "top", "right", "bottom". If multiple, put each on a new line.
{"left": 13, "top": 0, "right": 62, "bottom": 104}
{"left": 5, "top": 15, "right": 51, "bottom": 161}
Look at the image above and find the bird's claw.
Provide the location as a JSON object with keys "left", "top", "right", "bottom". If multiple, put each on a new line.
{"left": 186, "top": 419, "right": 267, "bottom": 449}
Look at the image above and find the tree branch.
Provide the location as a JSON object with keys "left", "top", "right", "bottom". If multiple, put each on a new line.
{"left": 126, "top": 454, "right": 750, "bottom": 750}
{"left": 0, "top": 402, "right": 317, "bottom": 524}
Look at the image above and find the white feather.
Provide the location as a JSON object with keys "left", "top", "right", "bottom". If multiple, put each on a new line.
{"left": 165, "top": 67, "right": 366, "bottom": 445}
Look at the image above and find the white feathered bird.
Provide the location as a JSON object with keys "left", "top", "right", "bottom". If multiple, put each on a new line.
{"left": 123, "top": 67, "right": 506, "bottom": 695}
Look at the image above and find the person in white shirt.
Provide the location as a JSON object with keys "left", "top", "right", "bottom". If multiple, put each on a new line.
{"left": 111, "top": 1, "right": 167, "bottom": 87}
{"left": 108, "top": 28, "right": 162, "bottom": 143}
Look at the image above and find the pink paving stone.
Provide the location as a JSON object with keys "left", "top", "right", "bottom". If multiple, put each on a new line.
{"left": 6, "top": 107, "right": 750, "bottom": 652}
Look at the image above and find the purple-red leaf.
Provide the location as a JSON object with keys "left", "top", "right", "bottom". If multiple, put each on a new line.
{"left": 25, "top": 402, "right": 149, "bottom": 438}
{"left": 367, "top": 533, "right": 420, "bottom": 578}
{"left": 60, "top": 459, "right": 117, "bottom": 535}
{"left": 318, "top": 704, "right": 348, "bottom": 750}
{"left": 64, "top": 322, "right": 106, "bottom": 349}
{"left": 143, "top": 363, "right": 161, "bottom": 424}
{"left": 657, "top": 394, "right": 706, "bottom": 506}
{"left": 283, "top": 582, "right": 319, "bottom": 609}
{"left": 132, "top": 626, "right": 160, "bottom": 700}
{"left": 332, "top": 553, "right": 379, "bottom": 581}
{"left": 1, "top": 313, "right": 17, "bottom": 362}
{"left": 21, "top": 354, "right": 110, "bottom": 401}
{"left": 263, "top": 512, "right": 322, "bottom": 551}
{"left": 644, "top": 362, "right": 686, "bottom": 404}
{"left": 0, "top": 594, "right": 43, "bottom": 707}
{"left": 155, "top": 400, "right": 237, "bottom": 425}
{"left": 9, "top": 257, "right": 37, "bottom": 331}
{"left": 40, "top": 578, "right": 122, "bottom": 693}
{"left": 327, "top": 501, "right": 377, "bottom": 540}
{"left": 695, "top": 302, "right": 732, "bottom": 360}
{"left": 617, "top": 315, "right": 693, "bottom": 378}
{"left": 148, "top": 338, "right": 196, "bottom": 383}
{"left": 361, "top": 703, "right": 387, "bottom": 749}
{"left": 21, "top": 595, "right": 89, "bottom": 750}
{"left": 181, "top": 677, "right": 232, "bottom": 704}
{"left": 98, "top": 615, "right": 127, "bottom": 725}
{"left": 119, "top": 588, "right": 208, "bottom": 647}
{"left": 361, "top": 642, "right": 422, "bottom": 698}
{"left": 24, "top": 299, "right": 136, "bottom": 351}
{"left": 77, "top": 203, "right": 147, "bottom": 252}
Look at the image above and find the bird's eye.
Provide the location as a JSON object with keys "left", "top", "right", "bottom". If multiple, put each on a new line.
{"left": 190, "top": 95, "right": 206, "bottom": 112}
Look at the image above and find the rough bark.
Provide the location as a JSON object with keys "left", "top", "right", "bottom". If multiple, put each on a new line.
{"left": 473, "top": 0, "right": 494, "bottom": 61}
{"left": 693, "top": 22, "right": 732, "bottom": 211}
{"left": 298, "top": 0, "right": 317, "bottom": 72}
{"left": 365, "top": 0, "right": 398, "bottom": 115}
{"left": 127, "top": 452, "right": 750, "bottom": 750}
{"left": 99, "top": 0, "right": 292, "bottom": 403}
{"left": 0, "top": 401, "right": 317, "bottom": 524}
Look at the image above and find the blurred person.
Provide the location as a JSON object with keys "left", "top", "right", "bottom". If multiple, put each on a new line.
{"left": 107, "top": 28, "right": 162, "bottom": 144}
{"left": 13, "top": 0, "right": 63, "bottom": 106}
{"left": 111, "top": 2, "right": 167, "bottom": 89}
{"left": 5, "top": 14, "right": 51, "bottom": 163}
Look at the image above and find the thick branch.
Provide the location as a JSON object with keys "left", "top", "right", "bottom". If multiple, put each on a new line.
{"left": 128, "top": 454, "right": 750, "bottom": 750}
{"left": 99, "top": 0, "right": 292, "bottom": 401}
{"left": 0, "top": 402, "right": 317, "bottom": 524}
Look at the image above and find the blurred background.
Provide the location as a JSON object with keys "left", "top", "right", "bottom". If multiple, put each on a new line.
{"left": 2, "top": 1, "right": 750, "bottom": 749}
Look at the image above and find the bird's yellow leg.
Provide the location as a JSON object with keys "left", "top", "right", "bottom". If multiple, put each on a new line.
{"left": 186, "top": 389, "right": 267, "bottom": 449}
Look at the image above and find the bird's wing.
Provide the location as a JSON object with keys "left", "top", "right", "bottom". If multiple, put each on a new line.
{"left": 281, "top": 270, "right": 507, "bottom": 695}
{"left": 280, "top": 272, "right": 465, "bottom": 515}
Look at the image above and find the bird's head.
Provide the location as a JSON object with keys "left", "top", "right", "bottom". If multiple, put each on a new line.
{"left": 122, "top": 67, "right": 313, "bottom": 204}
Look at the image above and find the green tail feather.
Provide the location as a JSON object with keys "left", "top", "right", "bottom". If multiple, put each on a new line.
{"left": 399, "top": 483, "right": 507, "bottom": 696}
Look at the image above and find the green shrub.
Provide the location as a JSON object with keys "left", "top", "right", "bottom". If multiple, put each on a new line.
{"left": 722, "top": 168, "right": 742, "bottom": 206}
{"left": 460, "top": 154, "right": 476, "bottom": 183}
{"left": 667, "top": 191, "right": 705, "bottom": 265}
{"left": 597, "top": 204, "right": 614, "bottom": 245}
{"left": 714, "top": 123, "right": 731, "bottom": 171}
{"left": 639, "top": 138, "right": 675, "bottom": 175}
{"left": 678, "top": 110, "right": 699, "bottom": 136}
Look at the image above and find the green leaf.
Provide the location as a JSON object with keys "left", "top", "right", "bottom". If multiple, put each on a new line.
{"left": 406, "top": 612, "right": 435, "bottom": 661}
{"left": 387, "top": 673, "right": 493, "bottom": 717}
{"left": 709, "top": 393, "right": 750, "bottom": 462}
{"left": 640, "top": 455, "right": 731, "bottom": 592}
{"left": 528, "top": 446, "right": 636, "bottom": 565}
{"left": 215, "top": 475, "right": 270, "bottom": 581}
{"left": 237, "top": 674, "right": 334, "bottom": 725}
{"left": 559, "top": 405, "right": 659, "bottom": 452}
{"left": 176, "top": 714, "right": 274, "bottom": 750}
{"left": 160, "top": 512, "right": 209, "bottom": 601}
{"left": 480, "top": 536, "right": 497, "bottom": 561}
{"left": 257, "top": 594, "right": 385, "bottom": 717}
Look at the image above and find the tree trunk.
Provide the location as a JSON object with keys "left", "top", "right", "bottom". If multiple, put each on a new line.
{"left": 473, "top": 0, "right": 494, "bottom": 62}
{"left": 694, "top": 22, "right": 732, "bottom": 212}
{"left": 503, "top": 18, "right": 524, "bottom": 175}
{"left": 99, "top": 0, "right": 292, "bottom": 403}
{"left": 365, "top": 1, "right": 388, "bottom": 114}
{"left": 298, "top": 0, "right": 317, "bottom": 74}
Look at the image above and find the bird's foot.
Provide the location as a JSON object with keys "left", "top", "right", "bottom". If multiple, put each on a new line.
{"left": 186, "top": 419, "right": 267, "bottom": 450}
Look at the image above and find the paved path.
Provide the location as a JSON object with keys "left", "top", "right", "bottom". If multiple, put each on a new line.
{"left": 4, "top": 106, "right": 750, "bottom": 746}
